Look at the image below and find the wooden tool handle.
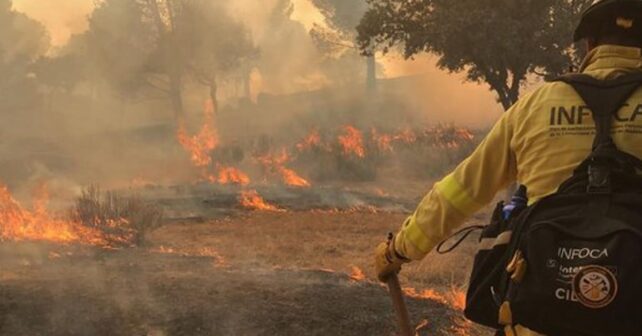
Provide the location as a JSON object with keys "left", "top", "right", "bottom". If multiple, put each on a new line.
{"left": 387, "top": 273, "right": 413, "bottom": 336}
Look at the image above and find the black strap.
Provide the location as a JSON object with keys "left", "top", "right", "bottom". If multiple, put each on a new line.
{"left": 436, "top": 225, "right": 485, "bottom": 254}
{"left": 554, "top": 72, "right": 642, "bottom": 149}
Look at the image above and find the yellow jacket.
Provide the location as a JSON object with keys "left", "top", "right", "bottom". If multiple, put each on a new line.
{"left": 395, "top": 45, "right": 642, "bottom": 334}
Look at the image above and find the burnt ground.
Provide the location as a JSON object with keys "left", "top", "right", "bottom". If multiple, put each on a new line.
{"left": 0, "top": 211, "right": 495, "bottom": 336}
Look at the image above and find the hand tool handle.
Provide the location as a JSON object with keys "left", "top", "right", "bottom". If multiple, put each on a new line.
{"left": 387, "top": 273, "right": 413, "bottom": 336}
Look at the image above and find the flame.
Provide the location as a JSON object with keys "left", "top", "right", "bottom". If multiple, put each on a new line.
{"left": 338, "top": 126, "right": 366, "bottom": 158}
{"left": 371, "top": 128, "right": 394, "bottom": 152}
{"left": 256, "top": 149, "right": 310, "bottom": 188}
{"left": 430, "top": 125, "right": 475, "bottom": 149}
{"left": 404, "top": 286, "right": 472, "bottom": 336}
{"left": 394, "top": 127, "right": 418, "bottom": 144}
{"left": 0, "top": 183, "right": 106, "bottom": 246}
{"left": 176, "top": 100, "right": 218, "bottom": 168}
{"left": 176, "top": 100, "right": 252, "bottom": 186}
{"left": 280, "top": 168, "right": 311, "bottom": 187}
{"left": 349, "top": 266, "right": 366, "bottom": 281}
{"left": 239, "top": 190, "right": 283, "bottom": 212}
{"left": 217, "top": 166, "right": 251, "bottom": 186}
{"left": 415, "top": 319, "right": 430, "bottom": 335}
{"left": 448, "top": 286, "right": 467, "bottom": 312}
{"left": 296, "top": 129, "right": 322, "bottom": 151}
{"left": 403, "top": 287, "right": 450, "bottom": 306}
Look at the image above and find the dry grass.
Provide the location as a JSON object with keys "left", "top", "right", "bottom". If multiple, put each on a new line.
{"left": 148, "top": 209, "right": 487, "bottom": 291}
{"left": 147, "top": 210, "right": 494, "bottom": 335}
{"left": 72, "top": 185, "right": 163, "bottom": 246}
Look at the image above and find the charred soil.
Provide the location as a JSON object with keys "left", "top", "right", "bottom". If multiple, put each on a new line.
{"left": 0, "top": 212, "right": 492, "bottom": 336}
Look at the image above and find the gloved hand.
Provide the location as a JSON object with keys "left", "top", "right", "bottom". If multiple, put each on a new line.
{"left": 374, "top": 234, "right": 410, "bottom": 283}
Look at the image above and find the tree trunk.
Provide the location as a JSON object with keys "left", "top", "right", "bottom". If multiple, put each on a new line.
{"left": 491, "top": 81, "right": 521, "bottom": 111}
{"left": 209, "top": 80, "right": 219, "bottom": 114}
{"left": 244, "top": 72, "right": 252, "bottom": 101}
{"left": 169, "top": 72, "right": 184, "bottom": 122}
{"left": 148, "top": 0, "right": 184, "bottom": 122}
{"left": 366, "top": 53, "right": 376, "bottom": 92}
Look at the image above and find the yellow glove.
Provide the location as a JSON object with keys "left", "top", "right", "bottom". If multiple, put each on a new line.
{"left": 374, "top": 234, "right": 410, "bottom": 283}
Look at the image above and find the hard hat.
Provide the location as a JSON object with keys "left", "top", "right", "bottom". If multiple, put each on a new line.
{"left": 574, "top": 0, "right": 642, "bottom": 41}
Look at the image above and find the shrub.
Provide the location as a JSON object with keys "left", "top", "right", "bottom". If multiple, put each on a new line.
{"left": 72, "top": 185, "right": 163, "bottom": 247}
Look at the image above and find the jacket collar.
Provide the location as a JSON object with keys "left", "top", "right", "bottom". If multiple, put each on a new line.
{"left": 580, "top": 45, "right": 642, "bottom": 73}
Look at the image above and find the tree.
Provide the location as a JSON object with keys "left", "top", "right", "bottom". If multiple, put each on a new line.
{"left": 175, "top": 0, "right": 258, "bottom": 112}
{"left": 357, "top": 0, "right": 593, "bottom": 110}
{"left": 309, "top": 0, "right": 376, "bottom": 88}
{"left": 0, "top": 0, "right": 50, "bottom": 109}
{"left": 84, "top": 0, "right": 156, "bottom": 102}
{"left": 255, "top": 0, "right": 325, "bottom": 94}
{"left": 76, "top": 0, "right": 256, "bottom": 121}
{"left": 140, "top": 0, "right": 257, "bottom": 117}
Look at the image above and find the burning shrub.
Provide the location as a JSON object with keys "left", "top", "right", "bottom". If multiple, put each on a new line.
{"left": 71, "top": 186, "right": 163, "bottom": 247}
{"left": 398, "top": 125, "right": 480, "bottom": 178}
{"left": 292, "top": 124, "right": 480, "bottom": 182}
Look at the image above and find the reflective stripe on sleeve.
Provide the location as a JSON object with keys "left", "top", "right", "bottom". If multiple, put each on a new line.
{"left": 402, "top": 215, "right": 433, "bottom": 254}
{"left": 435, "top": 174, "right": 483, "bottom": 216}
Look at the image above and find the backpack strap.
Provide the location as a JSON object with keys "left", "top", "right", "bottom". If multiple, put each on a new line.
{"left": 553, "top": 72, "right": 642, "bottom": 193}
{"left": 554, "top": 72, "right": 642, "bottom": 150}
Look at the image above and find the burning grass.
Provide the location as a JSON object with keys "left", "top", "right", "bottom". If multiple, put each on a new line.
{"left": 71, "top": 185, "right": 163, "bottom": 247}
{"left": 0, "top": 183, "right": 106, "bottom": 246}
{"left": 177, "top": 100, "right": 479, "bottom": 189}
{"left": 239, "top": 190, "right": 284, "bottom": 212}
{"left": 171, "top": 100, "right": 480, "bottom": 216}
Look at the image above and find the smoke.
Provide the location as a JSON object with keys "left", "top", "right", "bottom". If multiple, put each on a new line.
{"left": 12, "top": 0, "right": 502, "bottom": 123}
{"left": 12, "top": 0, "right": 93, "bottom": 48}
{"left": 225, "top": 0, "right": 501, "bottom": 125}
{"left": 0, "top": 0, "right": 504, "bottom": 207}
{"left": 380, "top": 54, "right": 503, "bottom": 127}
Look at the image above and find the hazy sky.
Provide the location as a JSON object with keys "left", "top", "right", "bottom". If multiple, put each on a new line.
{"left": 12, "top": 0, "right": 324, "bottom": 48}
{"left": 12, "top": 0, "right": 94, "bottom": 47}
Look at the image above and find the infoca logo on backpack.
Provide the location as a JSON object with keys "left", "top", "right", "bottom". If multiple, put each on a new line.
{"left": 439, "top": 72, "right": 642, "bottom": 336}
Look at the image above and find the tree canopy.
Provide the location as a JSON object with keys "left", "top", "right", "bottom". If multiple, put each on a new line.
{"left": 176, "top": 0, "right": 258, "bottom": 111}
{"left": 357, "top": 0, "right": 594, "bottom": 110}
{"left": 0, "top": 0, "right": 49, "bottom": 109}
{"left": 310, "top": 0, "right": 375, "bottom": 87}
{"left": 49, "top": 0, "right": 257, "bottom": 120}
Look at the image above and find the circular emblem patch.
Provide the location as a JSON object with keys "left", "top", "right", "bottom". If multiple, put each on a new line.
{"left": 573, "top": 265, "right": 618, "bottom": 309}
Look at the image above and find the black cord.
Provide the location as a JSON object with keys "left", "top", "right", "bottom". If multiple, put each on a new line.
{"left": 436, "top": 225, "right": 485, "bottom": 254}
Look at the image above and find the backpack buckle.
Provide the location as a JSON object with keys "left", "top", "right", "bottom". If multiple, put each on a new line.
{"left": 587, "top": 164, "right": 611, "bottom": 194}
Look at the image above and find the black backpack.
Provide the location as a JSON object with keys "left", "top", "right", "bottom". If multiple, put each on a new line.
{"left": 448, "top": 72, "right": 642, "bottom": 335}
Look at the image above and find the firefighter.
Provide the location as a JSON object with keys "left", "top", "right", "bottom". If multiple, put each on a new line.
{"left": 375, "top": 0, "right": 642, "bottom": 335}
